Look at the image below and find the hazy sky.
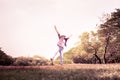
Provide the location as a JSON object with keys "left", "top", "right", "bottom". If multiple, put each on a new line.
{"left": 0, "top": 0, "right": 120, "bottom": 59}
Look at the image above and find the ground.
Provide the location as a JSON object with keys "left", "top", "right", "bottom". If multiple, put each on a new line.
{"left": 0, "top": 64, "right": 120, "bottom": 80}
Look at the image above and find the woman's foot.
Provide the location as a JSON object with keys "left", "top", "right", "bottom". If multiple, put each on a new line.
{"left": 50, "top": 58, "right": 54, "bottom": 65}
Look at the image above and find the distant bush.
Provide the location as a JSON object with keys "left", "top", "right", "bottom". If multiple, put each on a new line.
{"left": 108, "top": 54, "right": 120, "bottom": 63}
{"left": 73, "top": 54, "right": 93, "bottom": 64}
{"left": 13, "top": 57, "right": 30, "bottom": 66}
{"left": 13, "top": 56, "right": 48, "bottom": 66}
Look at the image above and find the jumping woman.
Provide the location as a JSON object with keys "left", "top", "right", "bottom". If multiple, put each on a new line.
{"left": 51, "top": 25, "right": 71, "bottom": 65}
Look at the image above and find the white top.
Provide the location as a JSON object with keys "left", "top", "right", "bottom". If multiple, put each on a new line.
{"left": 57, "top": 37, "right": 65, "bottom": 47}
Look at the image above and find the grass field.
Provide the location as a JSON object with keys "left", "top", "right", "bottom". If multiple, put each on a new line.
{"left": 0, "top": 64, "right": 120, "bottom": 80}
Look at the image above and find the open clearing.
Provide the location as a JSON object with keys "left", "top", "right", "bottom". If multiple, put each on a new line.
{"left": 0, "top": 64, "right": 120, "bottom": 80}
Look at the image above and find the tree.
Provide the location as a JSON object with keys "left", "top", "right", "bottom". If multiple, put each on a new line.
{"left": 88, "top": 31, "right": 102, "bottom": 64}
{"left": 64, "top": 9, "right": 120, "bottom": 64}
{"left": 0, "top": 48, "right": 14, "bottom": 65}
{"left": 98, "top": 9, "right": 120, "bottom": 63}
{"left": 64, "top": 32, "right": 100, "bottom": 64}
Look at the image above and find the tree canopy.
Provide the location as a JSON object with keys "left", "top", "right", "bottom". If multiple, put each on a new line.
{"left": 64, "top": 9, "right": 120, "bottom": 64}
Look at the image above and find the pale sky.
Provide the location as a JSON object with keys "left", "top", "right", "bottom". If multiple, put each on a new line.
{"left": 0, "top": 0, "right": 120, "bottom": 59}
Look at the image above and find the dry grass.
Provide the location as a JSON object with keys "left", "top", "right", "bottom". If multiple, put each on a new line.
{"left": 0, "top": 64, "right": 120, "bottom": 80}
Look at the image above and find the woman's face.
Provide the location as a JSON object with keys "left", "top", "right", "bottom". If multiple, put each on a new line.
{"left": 60, "top": 35, "right": 66, "bottom": 39}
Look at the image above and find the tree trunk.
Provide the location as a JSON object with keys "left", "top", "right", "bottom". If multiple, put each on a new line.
{"left": 94, "top": 49, "right": 102, "bottom": 64}
{"left": 103, "top": 35, "right": 110, "bottom": 64}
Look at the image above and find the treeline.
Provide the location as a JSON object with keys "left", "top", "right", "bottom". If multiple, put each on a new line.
{"left": 64, "top": 9, "right": 120, "bottom": 64}
{"left": 0, "top": 48, "right": 48, "bottom": 66}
